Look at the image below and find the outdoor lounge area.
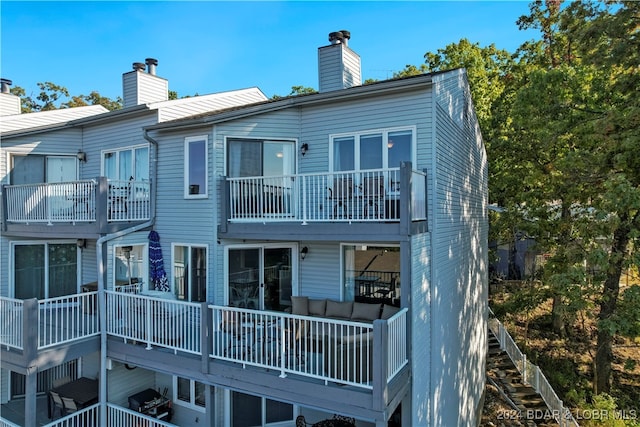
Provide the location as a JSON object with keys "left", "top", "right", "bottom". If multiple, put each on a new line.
{"left": 104, "top": 291, "right": 408, "bottom": 389}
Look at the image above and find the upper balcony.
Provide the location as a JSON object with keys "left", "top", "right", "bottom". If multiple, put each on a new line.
{"left": 2, "top": 177, "right": 152, "bottom": 238}
{"left": 220, "top": 162, "right": 428, "bottom": 241}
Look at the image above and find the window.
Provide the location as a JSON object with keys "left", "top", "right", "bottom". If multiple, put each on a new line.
{"left": 103, "top": 145, "right": 149, "bottom": 181}
{"left": 13, "top": 242, "right": 78, "bottom": 299}
{"left": 10, "top": 154, "right": 77, "bottom": 185}
{"left": 230, "top": 391, "right": 293, "bottom": 426}
{"left": 185, "top": 136, "right": 207, "bottom": 197}
{"left": 330, "top": 127, "right": 414, "bottom": 172}
{"left": 173, "top": 244, "right": 207, "bottom": 302}
{"left": 114, "top": 244, "right": 147, "bottom": 292}
{"left": 173, "top": 377, "right": 205, "bottom": 411}
{"left": 342, "top": 244, "right": 400, "bottom": 307}
{"left": 227, "top": 138, "right": 295, "bottom": 178}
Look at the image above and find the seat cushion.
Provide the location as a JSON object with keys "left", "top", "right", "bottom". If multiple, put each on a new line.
{"left": 308, "top": 298, "right": 327, "bottom": 316}
{"left": 351, "top": 302, "right": 382, "bottom": 322}
{"left": 291, "top": 296, "right": 309, "bottom": 315}
{"left": 381, "top": 304, "right": 401, "bottom": 320}
{"left": 325, "top": 300, "right": 353, "bottom": 320}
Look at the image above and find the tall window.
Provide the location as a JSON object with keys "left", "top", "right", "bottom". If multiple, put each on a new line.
{"left": 13, "top": 242, "right": 78, "bottom": 299}
{"left": 331, "top": 127, "right": 414, "bottom": 172}
{"left": 185, "top": 136, "right": 208, "bottom": 197}
{"left": 173, "top": 245, "right": 207, "bottom": 302}
{"left": 103, "top": 145, "right": 149, "bottom": 182}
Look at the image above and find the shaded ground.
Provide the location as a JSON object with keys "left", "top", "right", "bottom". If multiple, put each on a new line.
{"left": 486, "top": 282, "right": 640, "bottom": 423}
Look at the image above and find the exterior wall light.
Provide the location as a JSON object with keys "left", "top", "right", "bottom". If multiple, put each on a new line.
{"left": 300, "top": 246, "right": 309, "bottom": 260}
{"left": 301, "top": 143, "right": 309, "bottom": 156}
{"left": 77, "top": 151, "right": 87, "bottom": 162}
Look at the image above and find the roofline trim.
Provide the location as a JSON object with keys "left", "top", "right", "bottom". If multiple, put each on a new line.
{"left": 146, "top": 74, "right": 433, "bottom": 133}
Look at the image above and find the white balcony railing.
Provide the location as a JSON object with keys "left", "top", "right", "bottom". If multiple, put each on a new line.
{"left": 107, "top": 179, "right": 151, "bottom": 222}
{"left": 104, "top": 292, "right": 407, "bottom": 389}
{"left": 5, "top": 180, "right": 97, "bottom": 224}
{"left": 228, "top": 167, "right": 427, "bottom": 223}
{"left": 38, "top": 292, "right": 100, "bottom": 349}
{"left": 0, "top": 297, "right": 23, "bottom": 350}
{"left": 3, "top": 179, "right": 151, "bottom": 224}
{"left": 0, "top": 294, "right": 100, "bottom": 351}
{"left": 106, "top": 291, "right": 201, "bottom": 354}
{"left": 2, "top": 291, "right": 407, "bottom": 390}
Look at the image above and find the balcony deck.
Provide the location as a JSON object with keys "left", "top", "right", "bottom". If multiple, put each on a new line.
{"left": 220, "top": 164, "right": 428, "bottom": 239}
{"left": 2, "top": 178, "right": 152, "bottom": 238}
{"left": 1, "top": 292, "right": 410, "bottom": 418}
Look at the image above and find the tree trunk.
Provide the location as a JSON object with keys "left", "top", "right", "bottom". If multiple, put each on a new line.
{"left": 594, "top": 220, "right": 630, "bottom": 394}
{"left": 551, "top": 295, "right": 566, "bottom": 337}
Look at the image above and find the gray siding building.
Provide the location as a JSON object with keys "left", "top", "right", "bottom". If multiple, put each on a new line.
{"left": 1, "top": 31, "right": 487, "bottom": 427}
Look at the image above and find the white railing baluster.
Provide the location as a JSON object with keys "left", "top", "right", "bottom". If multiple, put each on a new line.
{"left": 488, "top": 309, "right": 579, "bottom": 427}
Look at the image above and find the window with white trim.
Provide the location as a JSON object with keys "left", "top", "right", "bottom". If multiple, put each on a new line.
{"left": 173, "top": 244, "right": 207, "bottom": 302}
{"left": 173, "top": 376, "right": 206, "bottom": 411}
{"left": 103, "top": 145, "right": 149, "bottom": 181}
{"left": 330, "top": 127, "right": 414, "bottom": 172}
{"left": 185, "top": 136, "right": 208, "bottom": 197}
{"left": 12, "top": 242, "right": 78, "bottom": 299}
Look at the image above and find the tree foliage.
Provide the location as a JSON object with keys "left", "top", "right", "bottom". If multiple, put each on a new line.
{"left": 10, "top": 82, "right": 122, "bottom": 112}
{"left": 418, "top": 0, "right": 639, "bottom": 397}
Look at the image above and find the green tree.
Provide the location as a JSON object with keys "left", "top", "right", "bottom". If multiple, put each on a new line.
{"left": 11, "top": 82, "right": 122, "bottom": 112}
{"left": 504, "top": 0, "right": 640, "bottom": 394}
{"left": 271, "top": 85, "right": 318, "bottom": 100}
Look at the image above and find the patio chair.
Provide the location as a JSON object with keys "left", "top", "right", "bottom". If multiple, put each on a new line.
{"left": 61, "top": 396, "right": 79, "bottom": 414}
{"left": 363, "top": 175, "right": 385, "bottom": 219}
{"left": 329, "top": 177, "right": 354, "bottom": 219}
{"left": 49, "top": 391, "right": 65, "bottom": 418}
{"left": 220, "top": 311, "right": 252, "bottom": 359}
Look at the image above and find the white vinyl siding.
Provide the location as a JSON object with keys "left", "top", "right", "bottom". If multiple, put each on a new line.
{"left": 156, "top": 88, "right": 267, "bottom": 122}
{"left": 430, "top": 69, "right": 487, "bottom": 426}
{"left": 410, "top": 232, "right": 431, "bottom": 427}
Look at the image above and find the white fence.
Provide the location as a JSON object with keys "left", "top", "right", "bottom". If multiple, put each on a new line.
{"left": 488, "top": 309, "right": 579, "bottom": 427}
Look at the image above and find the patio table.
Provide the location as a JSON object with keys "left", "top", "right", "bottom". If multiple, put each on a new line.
{"left": 48, "top": 377, "right": 98, "bottom": 418}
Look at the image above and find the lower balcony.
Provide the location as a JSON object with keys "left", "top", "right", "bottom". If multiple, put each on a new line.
{"left": 1, "top": 291, "right": 409, "bottom": 420}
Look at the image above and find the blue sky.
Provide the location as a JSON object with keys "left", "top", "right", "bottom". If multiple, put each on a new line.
{"left": 1, "top": 1, "right": 539, "bottom": 101}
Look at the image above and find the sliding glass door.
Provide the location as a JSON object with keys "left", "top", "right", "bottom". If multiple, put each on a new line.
{"left": 227, "top": 245, "right": 294, "bottom": 312}
{"left": 14, "top": 242, "right": 78, "bottom": 299}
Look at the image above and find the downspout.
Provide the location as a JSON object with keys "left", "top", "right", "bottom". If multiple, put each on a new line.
{"left": 98, "top": 129, "right": 159, "bottom": 427}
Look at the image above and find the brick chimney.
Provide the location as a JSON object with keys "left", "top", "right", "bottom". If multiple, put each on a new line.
{"left": 0, "top": 78, "right": 22, "bottom": 116}
{"left": 318, "top": 30, "right": 361, "bottom": 93}
{"left": 122, "top": 58, "right": 168, "bottom": 108}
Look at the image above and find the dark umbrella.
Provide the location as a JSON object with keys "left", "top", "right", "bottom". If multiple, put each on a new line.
{"left": 148, "top": 230, "right": 170, "bottom": 292}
